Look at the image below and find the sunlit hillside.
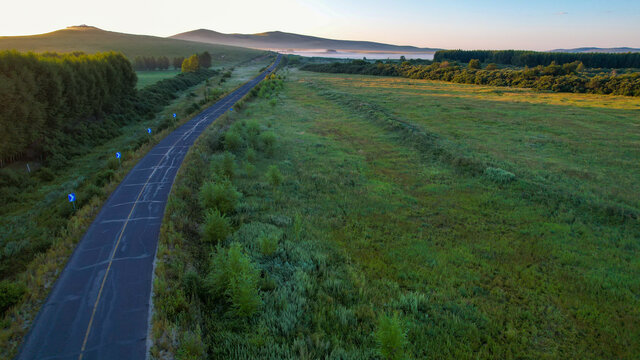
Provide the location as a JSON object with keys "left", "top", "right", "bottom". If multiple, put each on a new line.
{"left": 0, "top": 25, "right": 264, "bottom": 62}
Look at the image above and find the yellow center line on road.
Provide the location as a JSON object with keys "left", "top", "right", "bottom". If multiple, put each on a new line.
{"left": 76, "top": 61, "right": 274, "bottom": 358}
{"left": 77, "top": 110, "right": 211, "bottom": 359}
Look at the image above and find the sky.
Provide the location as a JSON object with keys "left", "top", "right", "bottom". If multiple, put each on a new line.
{"left": 2, "top": 0, "right": 639, "bottom": 50}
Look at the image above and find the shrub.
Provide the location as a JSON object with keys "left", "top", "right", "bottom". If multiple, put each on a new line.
{"left": 259, "top": 233, "right": 278, "bottom": 256}
{"left": 210, "top": 152, "right": 235, "bottom": 179}
{"left": 199, "top": 180, "right": 241, "bottom": 214}
{"left": 94, "top": 169, "right": 114, "bottom": 187}
{"left": 82, "top": 184, "right": 104, "bottom": 201}
{"left": 243, "top": 162, "right": 256, "bottom": 178}
{"left": 375, "top": 313, "right": 408, "bottom": 360}
{"left": 0, "top": 280, "right": 26, "bottom": 315}
{"left": 203, "top": 130, "right": 225, "bottom": 152}
{"left": 246, "top": 148, "right": 257, "bottom": 163}
{"left": 484, "top": 167, "right": 516, "bottom": 184}
{"left": 245, "top": 121, "right": 262, "bottom": 148}
{"left": 228, "top": 266, "right": 262, "bottom": 317}
{"left": 186, "top": 102, "right": 200, "bottom": 114}
{"left": 224, "top": 130, "right": 244, "bottom": 152}
{"left": 221, "top": 152, "right": 235, "bottom": 179}
{"left": 485, "top": 63, "right": 498, "bottom": 70}
{"left": 202, "top": 209, "right": 231, "bottom": 243}
{"left": 205, "top": 243, "right": 262, "bottom": 317}
{"left": 0, "top": 168, "right": 28, "bottom": 188}
{"left": 107, "top": 157, "right": 120, "bottom": 170}
{"left": 259, "top": 132, "right": 277, "bottom": 156}
{"left": 266, "top": 165, "right": 283, "bottom": 189}
{"left": 269, "top": 98, "right": 277, "bottom": 107}
{"left": 37, "top": 167, "right": 55, "bottom": 182}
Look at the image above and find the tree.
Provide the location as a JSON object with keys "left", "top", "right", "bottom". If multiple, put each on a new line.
{"left": 157, "top": 56, "right": 170, "bottom": 70}
{"left": 468, "top": 59, "right": 481, "bottom": 69}
{"left": 143, "top": 56, "right": 157, "bottom": 70}
{"left": 133, "top": 56, "right": 145, "bottom": 71}
{"left": 181, "top": 54, "right": 200, "bottom": 73}
{"left": 198, "top": 51, "right": 212, "bottom": 69}
{"left": 172, "top": 56, "right": 185, "bottom": 70}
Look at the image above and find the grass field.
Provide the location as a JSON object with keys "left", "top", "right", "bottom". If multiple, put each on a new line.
{"left": 136, "top": 70, "right": 181, "bottom": 88}
{"left": 0, "top": 56, "right": 275, "bottom": 358}
{"left": 0, "top": 26, "right": 265, "bottom": 63}
{"left": 152, "top": 69, "right": 640, "bottom": 359}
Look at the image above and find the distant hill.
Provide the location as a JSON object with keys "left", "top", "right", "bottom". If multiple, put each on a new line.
{"left": 549, "top": 47, "right": 640, "bottom": 53}
{"left": 170, "top": 29, "right": 439, "bottom": 53}
{"left": 0, "top": 25, "right": 264, "bottom": 63}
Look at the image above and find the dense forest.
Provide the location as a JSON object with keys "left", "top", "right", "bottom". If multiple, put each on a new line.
{"left": 0, "top": 51, "right": 137, "bottom": 165}
{"left": 301, "top": 60, "right": 640, "bottom": 96}
{"left": 0, "top": 50, "right": 218, "bottom": 167}
{"left": 434, "top": 50, "right": 640, "bottom": 68}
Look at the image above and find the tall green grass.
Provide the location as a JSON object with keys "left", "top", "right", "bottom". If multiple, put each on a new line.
{"left": 151, "top": 69, "right": 640, "bottom": 359}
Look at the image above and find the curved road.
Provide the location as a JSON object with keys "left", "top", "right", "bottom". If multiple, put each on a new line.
{"left": 18, "top": 55, "right": 282, "bottom": 360}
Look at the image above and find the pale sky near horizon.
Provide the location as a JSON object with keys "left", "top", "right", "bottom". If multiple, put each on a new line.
{"left": 2, "top": 0, "right": 639, "bottom": 50}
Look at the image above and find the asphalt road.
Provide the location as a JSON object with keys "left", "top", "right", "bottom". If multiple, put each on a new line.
{"left": 17, "top": 55, "right": 282, "bottom": 360}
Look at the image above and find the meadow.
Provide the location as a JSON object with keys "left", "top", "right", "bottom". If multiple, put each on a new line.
{"left": 136, "top": 69, "right": 181, "bottom": 88}
{"left": 152, "top": 68, "right": 639, "bottom": 359}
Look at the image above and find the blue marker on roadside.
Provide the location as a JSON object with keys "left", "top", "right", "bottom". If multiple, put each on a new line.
{"left": 173, "top": 113, "right": 177, "bottom": 118}
{"left": 68, "top": 193, "right": 76, "bottom": 210}
{"left": 116, "top": 151, "right": 122, "bottom": 167}
{"left": 230, "top": 108, "right": 233, "bottom": 112}
{"left": 147, "top": 128, "right": 152, "bottom": 134}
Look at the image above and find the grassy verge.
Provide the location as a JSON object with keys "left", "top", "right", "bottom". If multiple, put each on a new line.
{"left": 152, "top": 68, "right": 639, "bottom": 359}
{"left": 0, "top": 57, "right": 273, "bottom": 358}
{"left": 136, "top": 70, "right": 182, "bottom": 88}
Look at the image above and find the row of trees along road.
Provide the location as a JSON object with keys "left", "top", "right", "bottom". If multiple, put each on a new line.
{"left": 134, "top": 52, "right": 213, "bottom": 71}
{"left": 0, "top": 50, "right": 218, "bottom": 166}
{"left": 0, "top": 51, "right": 137, "bottom": 165}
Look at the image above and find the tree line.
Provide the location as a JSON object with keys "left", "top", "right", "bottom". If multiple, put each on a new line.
{"left": 434, "top": 50, "right": 640, "bottom": 68}
{"left": 0, "top": 51, "right": 137, "bottom": 165}
{"left": 0, "top": 50, "right": 218, "bottom": 166}
{"left": 133, "top": 52, "right": 213, "bottom": 71}
{"left": 301, "top": 60, "right": 640, "bottom": 97}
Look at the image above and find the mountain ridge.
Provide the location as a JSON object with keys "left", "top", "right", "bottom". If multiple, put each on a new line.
{"left": 0, "top": 26, "right": 263, "bottom": 60}
{"left": 170, "top": 29, "right": 439, "bottom": 53}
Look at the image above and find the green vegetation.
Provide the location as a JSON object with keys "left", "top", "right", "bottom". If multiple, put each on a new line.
{"left": 0, "top": 55, "right": 275, "bottom": 358}
{"left": 0, "top": 50, "right": 221, "bottom": 168}
{"left": 182, "top": 54, "right": 200, "bottom": 73}
{"left": 435, "top": 49, "right": 640, "bottom": 68}
{"left": 136, "top": 70, "right": 181, "bottom": 89}
{"left": 0, "top": 51, "right": 136, "bottom": 164}
{"left": 302, "top": 59, "right": 640, "bottom": 96}
{"left": 375, "top": 313, "right": 408, "bottom": 360}
{"left": 202, "top": 209, "right": 232, "bottom": 244}
{"left": 199, "top": 179, "right": 241, "bottom": 214}
{"left": 133, "top": 55, "right": 171, "bottom": 71}
{"left": 152, "top": 69, "right": 639, "bottom": 359}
